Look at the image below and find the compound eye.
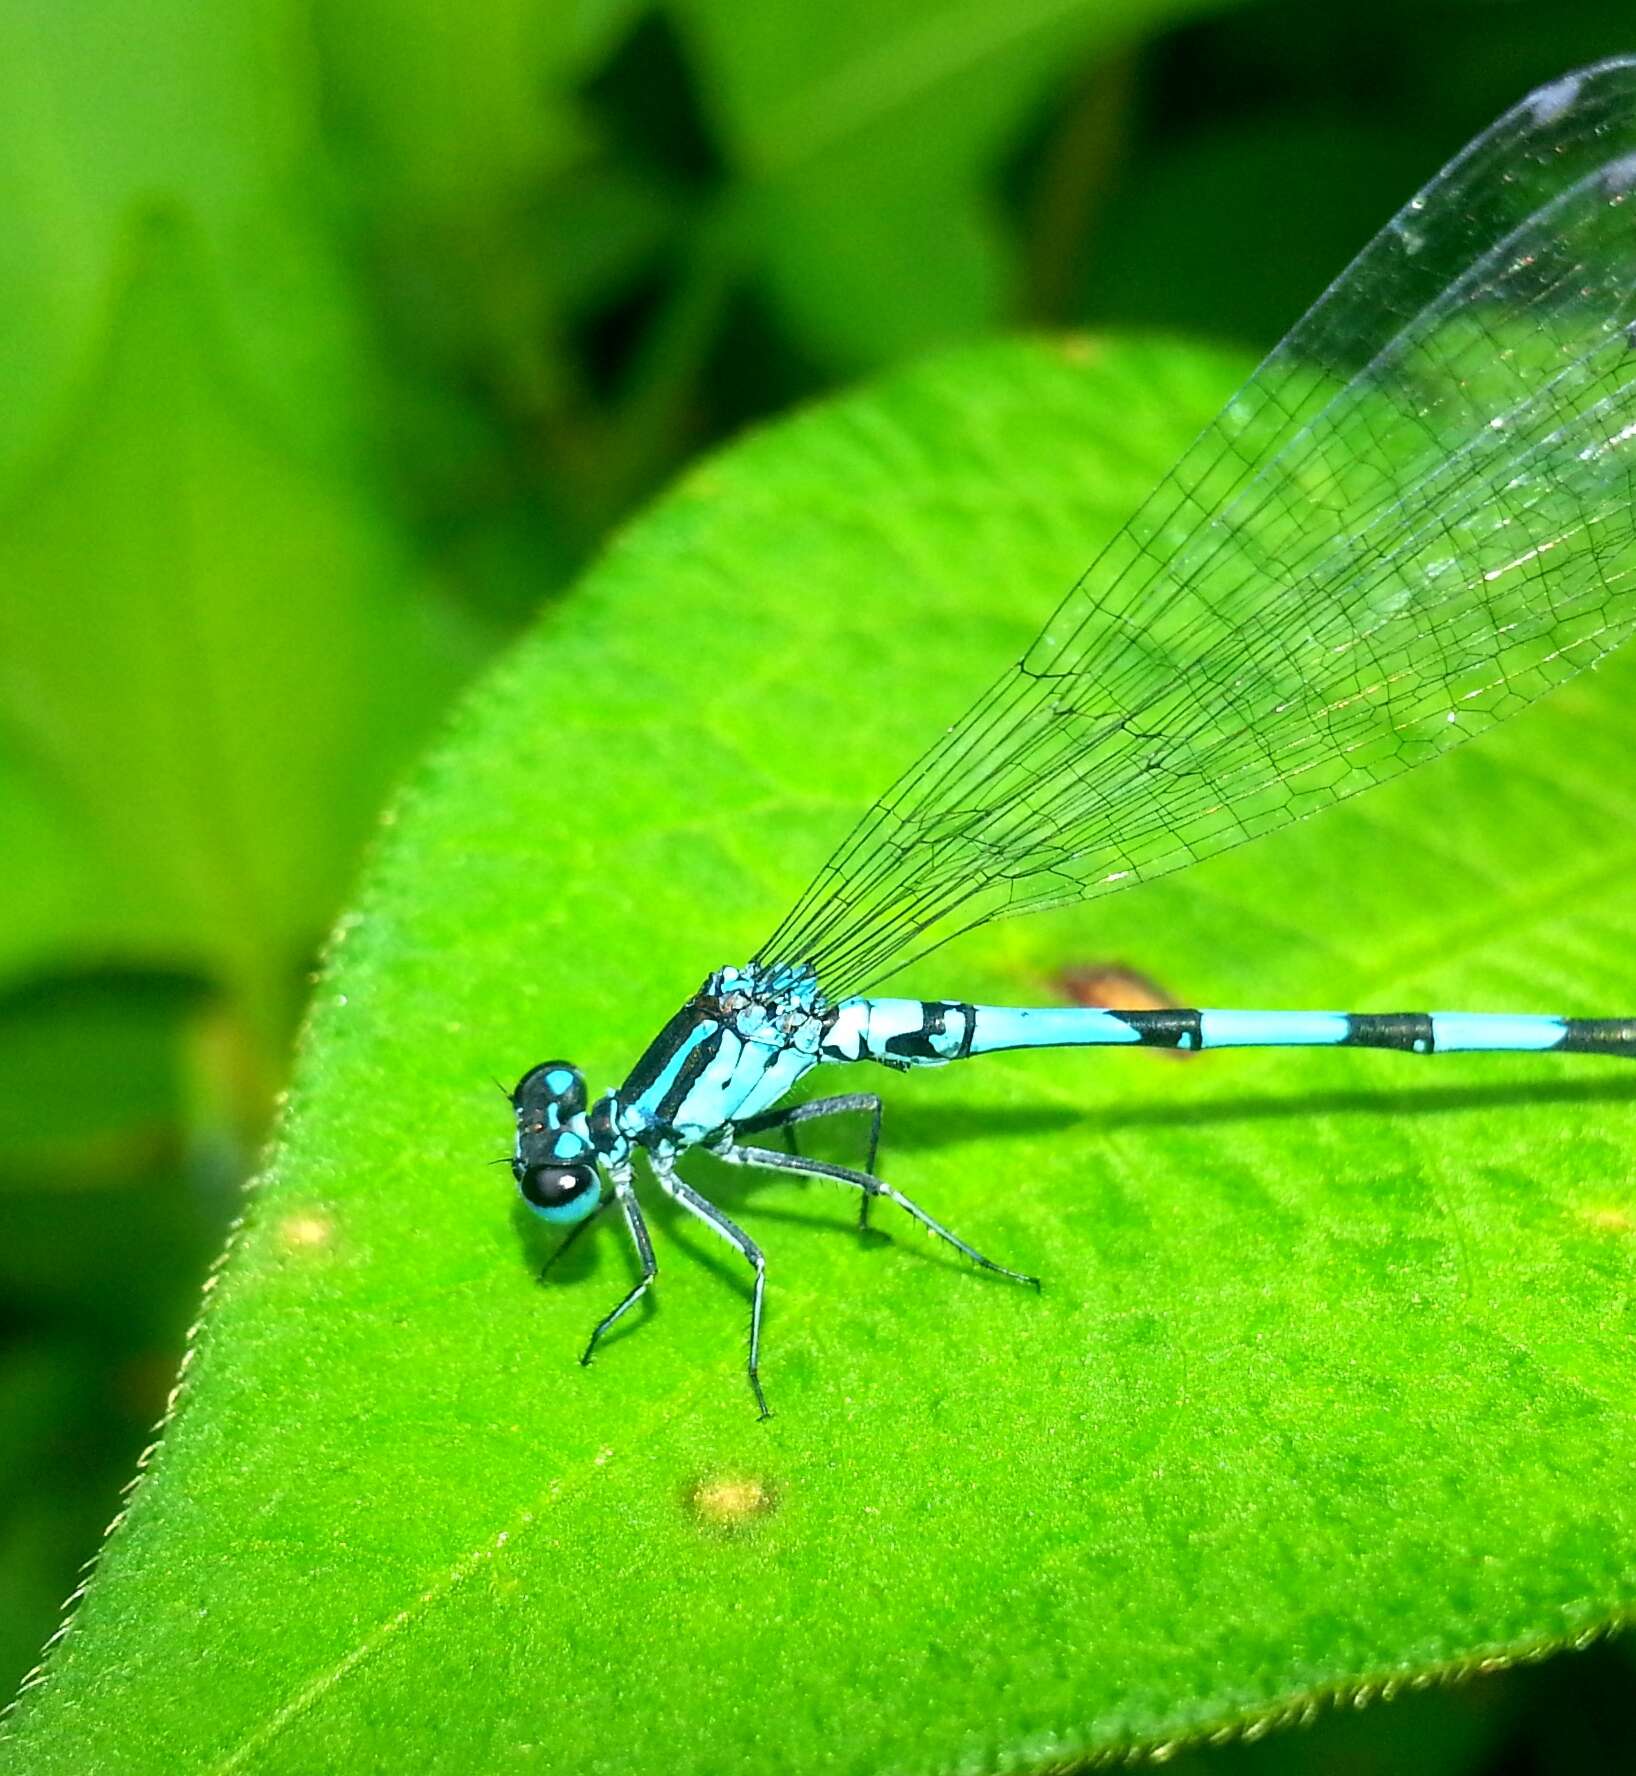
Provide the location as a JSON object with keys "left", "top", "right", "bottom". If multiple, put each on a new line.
{"left": 511, "top": 1060, "right": 587, "bottom": 1120}
{"left": 518, "top": 1161, "right": 600, "bottom": 1224}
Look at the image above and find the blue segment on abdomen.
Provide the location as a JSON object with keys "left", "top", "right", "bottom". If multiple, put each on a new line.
{"left": 1199, "top": 1010, "right": 1351, "bottom": 1049}
{"left": 822, "top": 998, "right": 974, "bottom": 1065}
{"left": 1430, "top": 1012, "right": 1567, "bottom": 1052}
{"left": 965, "top": 1005, "right": 1142, "bottom": 1053}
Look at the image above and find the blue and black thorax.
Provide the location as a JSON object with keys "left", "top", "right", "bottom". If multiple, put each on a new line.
{"left": 612, "top": 963, "right": 835, "bottom": 1148}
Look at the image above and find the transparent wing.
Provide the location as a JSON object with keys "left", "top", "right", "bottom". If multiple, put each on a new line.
{"left": 756, "top": 58, "right": 1636, "bottom": 1003}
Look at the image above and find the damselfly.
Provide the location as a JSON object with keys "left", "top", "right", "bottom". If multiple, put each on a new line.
{"left": 512, "top": 60, "right": 1636, "bottom": 1417}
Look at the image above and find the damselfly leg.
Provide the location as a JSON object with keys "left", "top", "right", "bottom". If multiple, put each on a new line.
{"left": 733, "top": 1092, "right": 885, "bottom": 1229}
{"left": 580, "top": 1177, "right": 658, "bottom": 1367}
{"left": 652, "top": 1160, "right": 771, "bottom": 1419}
{"left": 537, "top": 1192, "right": 613, "bottom": 1282}
{"left": 718, "top": 1141, "right": 1039, "bottom": 1289}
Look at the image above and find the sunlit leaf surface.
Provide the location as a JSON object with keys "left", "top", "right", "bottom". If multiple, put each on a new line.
{"left": 6, "top": 336, "right": 1635, "bottom": 1773}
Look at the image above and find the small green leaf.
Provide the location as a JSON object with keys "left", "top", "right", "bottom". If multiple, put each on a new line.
{"left": 7, "top": 335, "right": 1635, "bottom": 1772}
{"left": 0, "top": 975, "right": 195, "bottom": 1171}
{"left": 0, "top": 748, "right": 129, "bottom": 985}
{"left": 672, "top": 0, "right": 1236, "bottom": 366}
{"left": 0, "top": 0, "right": 355, "bottom": 485}
{"left": 0, "top": 1, "right": 485, "bottom": 1013}
{"left": 0, "top": 218, "right": 477, "bottom": 1026}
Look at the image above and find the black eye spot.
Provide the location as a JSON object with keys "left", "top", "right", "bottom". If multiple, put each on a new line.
{"left": 519, "top": 1162, "right": 597, "bottom": 1211}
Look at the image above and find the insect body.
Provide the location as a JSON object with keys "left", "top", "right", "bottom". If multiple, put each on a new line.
{"left": 512, "top": 59, "right": 1636, "bottom": 1416}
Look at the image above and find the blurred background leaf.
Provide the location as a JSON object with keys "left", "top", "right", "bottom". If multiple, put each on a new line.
{"left": 3, "top": 0, "right": 1635, "bottom": 1767}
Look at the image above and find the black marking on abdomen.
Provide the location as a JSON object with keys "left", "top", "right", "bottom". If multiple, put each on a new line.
{"left": 882, "top": 1001, "right": 977, "bottom": 1062}
{"left": 1117, "top": 1009, "right": 1203, "bottom": 1049}
{"left": 1340, "top": 1013, "right": 1436, "bottom": 1053}
{"left": 1558, "top": 1018, "right": 1636, "bottom": 1055}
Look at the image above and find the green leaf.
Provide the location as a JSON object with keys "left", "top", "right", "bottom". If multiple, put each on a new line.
{"left": 0, "top": 1, "right": 484, "bottom": 1014}
{"left": 0, "top": 0, "right": 359, "bottom": 485}
{"left": 0, "top": 974, "right": 195, "bottom": 1173}
{"left": 0, "top": 748, "right": 126, "bottom": 985}
{"left": 670, "top": 0, "right": 1235, "bottom": 367}
{"left": 312, "top": 0, "right": 648, "bottom": 400}
{"left": 7, "top": 334, "right": 1636, "bottom": 1771}
{"left": 1080, "top": 117, "right": 1443, "bottom": 344}
{"left": 0, "top": 216, "right": 477, "bottom": 1027}
{"left": 0, "top": 1349, "right": 104, "bottom": 1694}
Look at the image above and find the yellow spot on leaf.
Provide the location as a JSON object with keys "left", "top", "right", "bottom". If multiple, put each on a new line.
{"left": 278, "top": 1211, "right": 334, "bottom": 1252}
{"left": 689, "top": 1473, "right": 776, "bottom": 1531}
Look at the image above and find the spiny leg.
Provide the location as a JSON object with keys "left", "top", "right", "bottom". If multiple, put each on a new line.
{"left": 717, "top": 1142, "right": 1038, "bottom": 1288}
{"left": 653, "top": 1162, "right": 771, "bottom": 1420}
{"left": 735, "top": 1092, "right": 884, "bottom": 1171}
{"left": 538, "top": 1191, "right": 613, "bottom": 1283}
{"left": 734, "top": 1092, "right": 884, "bottom": 1229}
{"left": 580, "top": 1177, "right": 657, "bottom": 1367}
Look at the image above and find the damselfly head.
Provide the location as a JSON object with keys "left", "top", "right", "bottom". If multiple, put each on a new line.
{"left": 509, "top": 1059, "right": 602, "bottom": 1220}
